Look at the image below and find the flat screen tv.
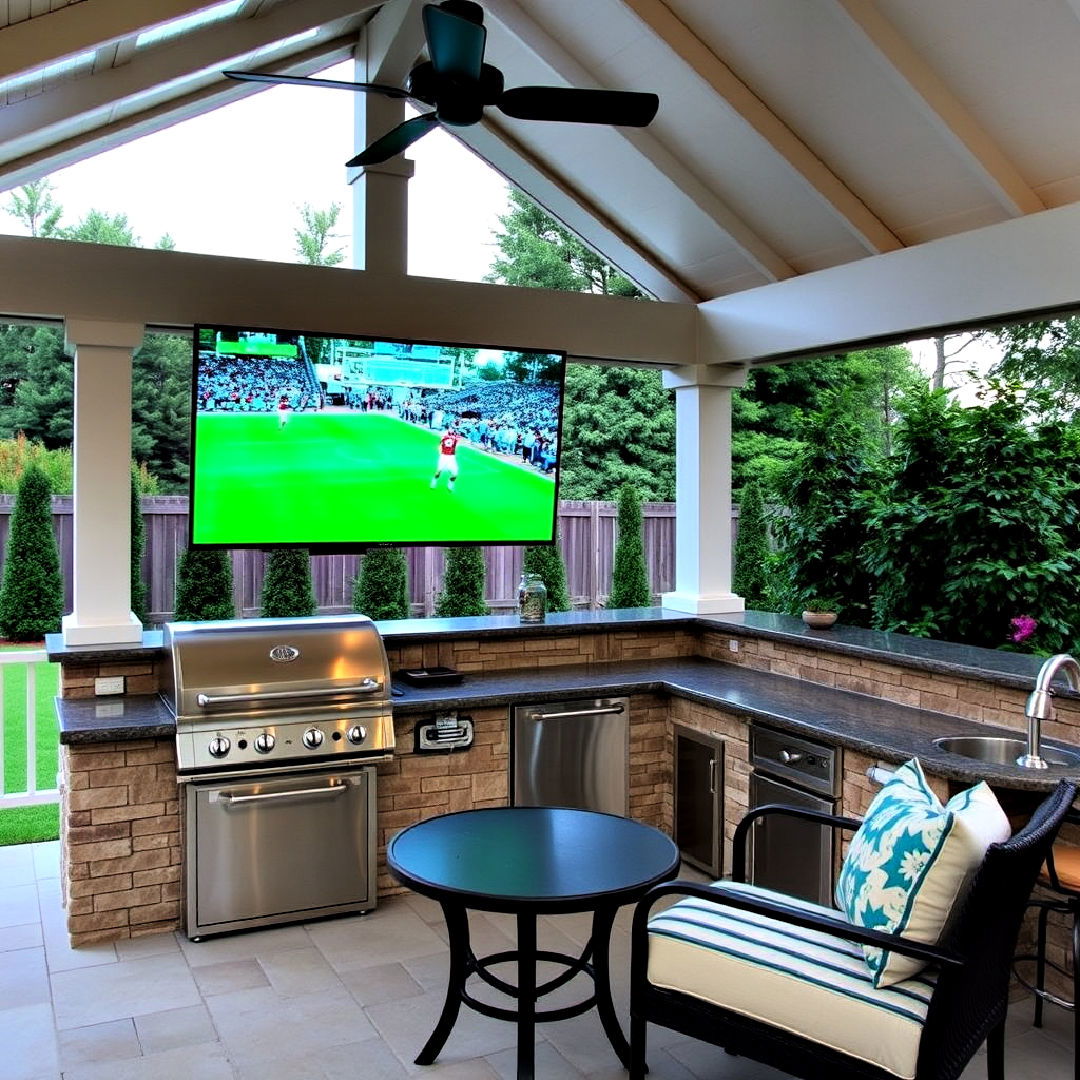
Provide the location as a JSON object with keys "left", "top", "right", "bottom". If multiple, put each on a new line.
{"left": 188, "top": 324, "right": 565, "bottom": 551}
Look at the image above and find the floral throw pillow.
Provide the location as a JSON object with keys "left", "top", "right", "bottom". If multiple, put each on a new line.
{"left": 835, "top": 758, "right": 1011, "bottom": 987}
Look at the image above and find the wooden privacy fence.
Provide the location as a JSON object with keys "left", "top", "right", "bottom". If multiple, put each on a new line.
{"left": 0, "top": 496, "right": 739, "bottom": 623}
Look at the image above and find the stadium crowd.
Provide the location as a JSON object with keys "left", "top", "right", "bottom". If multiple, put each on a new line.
{"left": 395, "top": 380, "right": 560, "bottom": 474}
{"left": 196, "top": 355, "right": 322, "bottom": 412}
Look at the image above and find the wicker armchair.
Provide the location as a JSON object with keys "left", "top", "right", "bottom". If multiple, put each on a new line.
{"left": 629, "top": 780, "right": 1077, "bottom": 1080}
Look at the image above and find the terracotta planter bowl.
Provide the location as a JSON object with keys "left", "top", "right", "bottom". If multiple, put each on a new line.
{"left": 802, "top": 611, "right": 838, "bottom": 629}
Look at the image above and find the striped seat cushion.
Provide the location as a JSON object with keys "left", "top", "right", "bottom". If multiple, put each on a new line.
{"left": 647, "top": 881, "right": 936, "bottom": 1079}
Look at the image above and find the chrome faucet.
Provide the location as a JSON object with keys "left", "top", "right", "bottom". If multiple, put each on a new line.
{"left": 1020, "top": 654, "right": 1080, "bottom": 768}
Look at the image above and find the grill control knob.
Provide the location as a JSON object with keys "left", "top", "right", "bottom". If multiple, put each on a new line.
{"left": 208, "top": 735, "right": 230, "bottom": 758}
{"left": 254, "top": 732, "right": 275, "bottom": 754}
{"left": 302, "top": 727, "right": 324, "bottom": 750}
{"left": 346, "top": 725, "right": 367, "bottom": 745}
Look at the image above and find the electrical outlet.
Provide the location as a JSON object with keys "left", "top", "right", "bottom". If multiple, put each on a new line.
{"left": 94, "top": 676, "right": 125, "bottom": 696}
{"left": 728, "top": 639, "right": 739, "bottom": 653}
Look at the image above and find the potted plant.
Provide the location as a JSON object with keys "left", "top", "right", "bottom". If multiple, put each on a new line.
{"left": 802, "top": 598, "right": 840, "bottom": 629}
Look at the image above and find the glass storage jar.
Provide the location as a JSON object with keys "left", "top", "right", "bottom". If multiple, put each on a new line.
{"left": 518, "top": 573, "right": 547, "bottom": 623}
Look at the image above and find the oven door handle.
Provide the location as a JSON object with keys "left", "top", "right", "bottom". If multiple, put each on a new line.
{"left": 196, "top": 680, "right": 381, "bottom": 707}
{"left": 217, "top": 783, "right": 350, "bottom": 806}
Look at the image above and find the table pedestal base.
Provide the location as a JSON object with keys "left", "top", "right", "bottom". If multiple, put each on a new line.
{"left": 416, "top": 901, "right": 629, "bottom": 1080}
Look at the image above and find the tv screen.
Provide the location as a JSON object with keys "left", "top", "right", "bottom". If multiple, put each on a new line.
{"left": 189, "top": 323, "right": 566, "bottom": 550}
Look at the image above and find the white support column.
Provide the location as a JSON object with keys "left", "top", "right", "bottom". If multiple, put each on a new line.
{"left": 61, "top": 318, "right": 144, "bottom": 646}
{"left": 347, "top": 55, "right": 414, "bottom": 273}
{"left": 661, "top": 364, "right": 748, "bottom": 614}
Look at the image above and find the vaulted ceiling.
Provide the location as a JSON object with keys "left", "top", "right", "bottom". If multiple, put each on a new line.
{"left": 2, "top": 0, "right": 1077, "bottom": 307}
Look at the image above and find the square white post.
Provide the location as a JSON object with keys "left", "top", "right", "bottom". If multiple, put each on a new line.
{"left": 61, "top": 318, "right": 144, "bottom": 646}
{"left": 661, "top": 365, "right": 748, "bottom": 614}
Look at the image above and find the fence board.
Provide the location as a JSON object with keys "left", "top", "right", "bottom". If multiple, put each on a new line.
{"left": 0, "top": 497, "right": 737, "bottom": 624}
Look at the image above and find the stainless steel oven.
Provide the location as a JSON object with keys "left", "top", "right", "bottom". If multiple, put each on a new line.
{"left": 163, "top": 615, "right": 395, "bottom": 940}
{"left": 749, "top": 723, "right": 840, "bottom": 907}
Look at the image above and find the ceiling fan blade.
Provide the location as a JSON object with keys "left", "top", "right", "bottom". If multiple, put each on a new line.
{"left": 422, "top": 2, "right": 486, "bottom": 81}
{"left": 224, "top": 70, "right": 411, "bottom": 99}
{"left": 345, "top": 113, "right": 440, "bottom": 168}
{"left": 498, "top": 87, "right": 659, "bottom": 127}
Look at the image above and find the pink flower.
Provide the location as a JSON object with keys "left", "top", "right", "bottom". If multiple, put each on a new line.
{"left": 1009, "top": 615, "right": 1038, "bottom": 643}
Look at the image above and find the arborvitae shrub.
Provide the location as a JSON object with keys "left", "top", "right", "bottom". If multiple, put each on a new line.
{"left": 130, "top": 466, "right": 148, "bottom": 624}
{"left": 607, "top": 484, "right": 652, "bottom": 609}
{"left": 353, "top": 549, "right": 410, "bottom": 620}
{"left": 733, "top": 480, "right": 771, "bottom": 611}
{"left": 435, "top": 548, "right": 488, "bottom": 617}
{"left": 173, "top": 549, "right": 234, "bottom": 621}
{"left": 522, "top": 536, "right": 571, "bottom": 612}
{"left": 0, "top": 464, "right": 63, "bottom": 640}
{"left": 260, "top": 549, "right": 316, "bottom": 618}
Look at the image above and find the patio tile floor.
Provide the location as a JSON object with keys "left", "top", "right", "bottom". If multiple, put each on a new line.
{"left": 0, "top": 840, "right": 1073, "bottom": 1079}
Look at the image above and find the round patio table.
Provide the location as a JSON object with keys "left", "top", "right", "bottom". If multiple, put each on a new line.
{"left": 387, "top": 806, "right": 680, "bottom": 1080}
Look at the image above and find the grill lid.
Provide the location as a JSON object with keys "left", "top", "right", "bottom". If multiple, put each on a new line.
{"left": 162, "top": 614, "right": 392, "bottom": 723}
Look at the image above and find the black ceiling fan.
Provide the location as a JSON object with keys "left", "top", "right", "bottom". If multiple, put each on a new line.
{"left": 224, "top": 0, "right": 659, "bottom": 168}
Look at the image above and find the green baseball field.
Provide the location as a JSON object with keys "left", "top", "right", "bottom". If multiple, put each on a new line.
{"left": 192, "top": 411, "right": 557, "bottom": 546}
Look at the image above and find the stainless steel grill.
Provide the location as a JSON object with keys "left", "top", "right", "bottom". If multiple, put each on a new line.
{"left": 164, "top": 614, "right": 395, "bottom": 777}
{"left": 162, "top": 615, "right": 395, "bottom": 939}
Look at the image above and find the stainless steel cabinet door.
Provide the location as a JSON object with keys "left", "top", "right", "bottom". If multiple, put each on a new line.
{"left": 189, "top": 768, "right": 374, "bottom": 934}
{"left": 748, "top": 773, "right": 835, "bottom": 907}
{"left": 512, "top": 698, "right": 628, "bottom": 815}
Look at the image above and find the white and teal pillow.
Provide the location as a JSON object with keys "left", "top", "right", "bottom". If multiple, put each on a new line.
{"left": 835, "top": 758, "right": 1010, "bottom": 988}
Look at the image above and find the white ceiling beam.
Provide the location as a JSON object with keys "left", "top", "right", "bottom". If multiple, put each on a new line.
{"left": 0, "top": 37, "right": 355, "bottom": 190}
{"left": 360, "top": 0, "right": 426, "bottom": 83}
{"left": 0, "top": 0, "right": 224, "bottom": 82}
{"left": 620, "top": 0, "right": 902, "bottom": 255}
{"left": 486, "top": 0, "right": 792, "bottom": 285}
{"left": 701, "top": 200, "right": 1080, "bottom": 364}
{"left": 456, "top": 118, "right": 701, "bottom": 302}
{"left": 829, "top": 0, "right": 1043, "bottom": 217}
{"left": 0, "top": 0, "right": 369, "bottom": 154}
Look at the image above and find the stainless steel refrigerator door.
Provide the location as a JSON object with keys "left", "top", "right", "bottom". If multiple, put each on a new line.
{"left": 511, "top": 698, "right": 629, "bottom": 816}
{"left": 187, "top": 767, "right": 376, "bottom": 937}
{"left": 748, "top": 772, "right": 835, "bottom": 907}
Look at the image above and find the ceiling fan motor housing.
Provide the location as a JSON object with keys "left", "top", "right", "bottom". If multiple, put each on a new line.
{"left": 407, "top": 60, "right": 503, "bottom": 126}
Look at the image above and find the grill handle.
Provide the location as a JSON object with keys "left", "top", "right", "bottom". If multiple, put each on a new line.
{"left": 523, "top": 705, "right": 625, "bottom": 721}
{"left": 218, "top": 783, "right": 349, "bottom": 806}
{"left": 196, "top": 679, "right": 382, "bottom": 708}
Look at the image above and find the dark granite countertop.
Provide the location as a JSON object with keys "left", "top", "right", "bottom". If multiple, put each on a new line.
{"left": 56, "top": 657, "right": 1079, "bottom": 791}
{"left": 46, "top": 608, "right": 1059, "bottom": 698}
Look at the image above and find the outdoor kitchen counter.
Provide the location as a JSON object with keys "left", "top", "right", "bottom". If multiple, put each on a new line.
{"left": 52, "top": 656, "right": 1080, "bottom": 792}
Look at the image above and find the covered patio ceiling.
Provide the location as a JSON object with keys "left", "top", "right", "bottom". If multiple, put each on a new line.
{"left": 3, "top": 0, "right": 1079, "bottom": 314}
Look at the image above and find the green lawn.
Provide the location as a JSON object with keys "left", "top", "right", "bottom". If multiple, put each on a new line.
{"left": 192, "top": 411, "right": 557, "bottom": 545}
{"left": 0, "top": 649, "right": 60, "bottom": 846}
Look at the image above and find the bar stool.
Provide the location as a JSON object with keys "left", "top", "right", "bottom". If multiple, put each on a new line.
{"left": 1017, "top": 830, "right": 1080, "bottom": 1077}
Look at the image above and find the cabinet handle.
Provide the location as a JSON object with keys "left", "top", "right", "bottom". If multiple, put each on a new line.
{"left": 709, "top": 756, "right": 718, "bottom": 795}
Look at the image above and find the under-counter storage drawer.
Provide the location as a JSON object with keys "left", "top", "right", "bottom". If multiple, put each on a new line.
{"left": 673, "top": 725, "right": 724, "bottom": 878}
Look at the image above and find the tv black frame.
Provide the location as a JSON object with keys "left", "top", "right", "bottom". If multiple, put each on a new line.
{"left": 187, "top": 321, "right": 567, "bottom": 554}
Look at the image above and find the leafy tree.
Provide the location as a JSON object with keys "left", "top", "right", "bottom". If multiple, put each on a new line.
{"left": 771, "top": 394, "right": 880, "bottom": 621}
{"left": 131, "top": 333, "right": 191, "bottom": 492}
{"left": 155, "top": 233, "right": 176, "bottom": 251}
{"left": 865, "top": 384, "right": 1080, "bottom": 651}
{"left": 130, "top": 466, "right": 147, "bottom": 624}
{"left": 435, "top": 548, "right": 488, "bottom": 617}
{"left": 260, "top": 549, "right": 316, "bottom": 618}
{"left": 733, "top": 480, "right": 771, "bottom": 610}
{"left": 4, "top": 179, "right": 62, "bottom": 237}
{"left": 987, "top": 317, "right": 1080, "bottom": 415}
{"left": 0, "top": 465, "right": 63, "bottom": 640}
{"left": 295, "top": 203, "right": 345, "bottom": 266}
{"left": 522, "top": 537, "right": 571, "bottom": 612}
{"left": 353, "top": 549, "right": 410, "bottom": 620}
{"left": 58, "top": 209, "right": 139, "bottom": 246}
{"left": 608, "top": 484, "right": 652, "bottom": 608}
{"left": 174, "top": 549, "right": 234, "bottom": 621}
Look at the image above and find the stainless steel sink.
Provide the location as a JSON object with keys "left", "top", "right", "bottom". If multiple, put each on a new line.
{"left": 933, "top": 735, "right": 1080, "bottom": 768}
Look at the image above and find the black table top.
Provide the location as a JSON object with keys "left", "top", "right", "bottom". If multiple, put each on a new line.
{"left": 387, "top": 807, "right": 680, "bottom": 913}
